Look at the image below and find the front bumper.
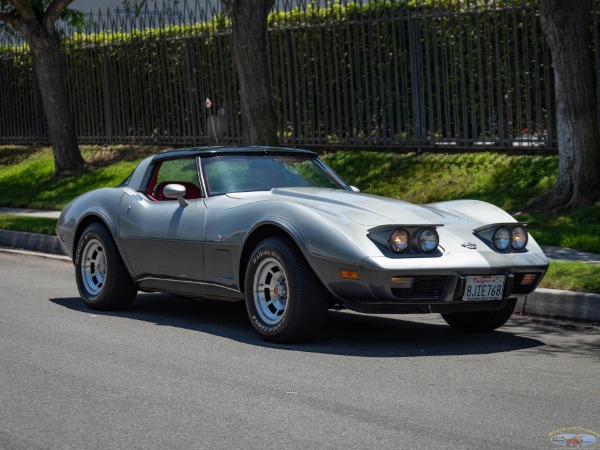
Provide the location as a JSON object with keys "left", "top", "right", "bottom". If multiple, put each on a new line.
{"left": 312, "top": 250, "right": 548, "bottom": 314}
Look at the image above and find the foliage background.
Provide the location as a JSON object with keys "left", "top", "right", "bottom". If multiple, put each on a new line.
{"left": 0, "top": 0, "right": 560, "bottom": 150}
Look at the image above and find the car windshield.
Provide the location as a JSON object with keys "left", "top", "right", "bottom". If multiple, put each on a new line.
{"left": 202, "top": 154, "right": 346, "bottom": 196}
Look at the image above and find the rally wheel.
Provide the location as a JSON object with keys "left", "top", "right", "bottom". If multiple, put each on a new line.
{"left": 245, "top": 236, "right": 328, "bottom": 343}
{"left": 75, "top": 222, "right": 137, "bottom": 310}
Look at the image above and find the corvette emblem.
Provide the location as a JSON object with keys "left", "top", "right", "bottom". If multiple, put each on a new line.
{"left": 462, "top": 242, "right": 477, "bottom": 249}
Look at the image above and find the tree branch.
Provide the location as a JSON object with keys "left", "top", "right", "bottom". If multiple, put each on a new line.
{"left": 0, "top": 11, "right": 21, "bottom": 28}
{"left": 8, "top": 0, "right": 35, "bottom": 20}
{"left": 44, "top": 0, "right": 75, "bottom": 27}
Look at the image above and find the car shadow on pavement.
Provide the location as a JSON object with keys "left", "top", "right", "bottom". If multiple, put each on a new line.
{"left": 50, "top": 292, "right": 548, "bottom": 358}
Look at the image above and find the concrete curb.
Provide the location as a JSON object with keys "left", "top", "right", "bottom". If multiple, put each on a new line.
{"left": 0, "top": 229, "right": 65, "bottom": 256}
{"left": 517, "top": 289, "right": 600, "bottom": 323}
{"left": 1, "top": 229, "right": 599, "bottom": 324}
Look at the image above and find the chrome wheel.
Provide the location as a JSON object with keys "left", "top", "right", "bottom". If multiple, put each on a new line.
{"left": 245, "top": 237, "right": 328, "bottom": 342}
{"left": 253, "top": 257, "right": 289, "bottom": 325}
{"left": 80, "top": 238, "right": 106, "bottom": 296}
{"left": 75, "top": 223, "right": 136, "bottom": 311}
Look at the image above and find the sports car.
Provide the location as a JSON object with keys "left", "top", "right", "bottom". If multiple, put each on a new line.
{"left": 56, "top": 146, "right": 548, "bottom": 342}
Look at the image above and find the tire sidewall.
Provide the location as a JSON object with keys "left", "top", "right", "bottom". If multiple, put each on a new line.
{"left": 245, "top": 240, "right": 295, "bottom": 337}
{"left": 75, "top": 225, "right": 111, "bottom": 307}
{"left": 442, "top": 298, "right": 517, "bottom": 331}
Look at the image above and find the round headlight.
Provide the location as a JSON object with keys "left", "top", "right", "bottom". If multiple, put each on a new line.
{"left": 389, "top": 228, "right": 410, "bottom": 253}
{"left": 493, "top": 226, "right": 511, "bottom": 251}
{"left": 417, "top": 228, "right": 439, "bottom": 253}
{"left": 511, "top": 225, "right": 528, "bottom": 250}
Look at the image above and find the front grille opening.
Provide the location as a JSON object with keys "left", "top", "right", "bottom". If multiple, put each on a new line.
{"left": 391, "top": 275, "right": 450, "bottom": 300}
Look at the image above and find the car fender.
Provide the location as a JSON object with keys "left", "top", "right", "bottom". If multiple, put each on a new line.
{"left": 242, "top": 216, "right": 309, "bottom": 254}
{"left": 235, "top": 207, "right": 374, "bottom": 295}
{"left": 58, "top": 188, "right": 125, "bottom": 260}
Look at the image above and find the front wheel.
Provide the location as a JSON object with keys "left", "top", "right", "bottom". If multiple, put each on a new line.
{"left": 441, "top": 298, "right": 517, "bottom": 331}
{"left": 245, "top": 237, "right": 328, "bottom": 343}
{"left": 75, "top": 222, "right": 137, "bottom": 311}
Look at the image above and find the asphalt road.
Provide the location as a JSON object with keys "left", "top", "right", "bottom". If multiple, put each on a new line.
{"left": 1, "top": 251, "right": 599, "bottom": 450}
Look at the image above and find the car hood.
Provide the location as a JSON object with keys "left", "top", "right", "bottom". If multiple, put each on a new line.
{"left": 229, "top": 188, "right": 477, "bottom": 227}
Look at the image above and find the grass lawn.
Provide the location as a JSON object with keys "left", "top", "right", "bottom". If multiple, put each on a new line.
{"left": 0, "top": 145, "right": 155, "bottom": 210}
{"left": 1, "top": 145, "right": 599, "bottom": 293}
{"left": 540, "top": 262, "right": 600, "bottom": 293}
{"left": 0, "top": 215, "right": 58, "bottom": 235}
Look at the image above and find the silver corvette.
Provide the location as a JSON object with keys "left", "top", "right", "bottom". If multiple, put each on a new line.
{"left": 57, "top": 146, "right": 548, "bottom": 342}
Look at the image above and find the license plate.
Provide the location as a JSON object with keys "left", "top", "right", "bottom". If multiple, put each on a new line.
{"left": 463, "top": 275, "right": 505, "bottom": 301}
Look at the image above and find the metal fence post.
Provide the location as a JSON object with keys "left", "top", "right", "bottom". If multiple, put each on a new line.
{"left": 102, "top": 46, "right": 114, "bottom": 143}
{"left": 285, "top": 29, "right": 299, "bottom": 143}
{"left": 183, "top": 40, "right": 199, "bottom": 144}
{"left": 408, "top": 16, "right": 425, "bottom": 149}
{"left": 32, "top": 61, "right": 44, "bottom": 143}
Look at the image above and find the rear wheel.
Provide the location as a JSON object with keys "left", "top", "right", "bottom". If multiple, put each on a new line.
{"left": 441, "top": 298, "right": 517, "bottom": 331}
{"left": 245, "top": 237, "right": 328, "bottom": 343}
{"left": 75, "top": 222, "right": 137, "bottom": 310}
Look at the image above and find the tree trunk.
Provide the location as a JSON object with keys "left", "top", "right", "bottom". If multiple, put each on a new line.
{"left": 222, "top": 0, "right": 278, "bottom": 146}
{"left": 27, "top": 29, "right": 85, "bottom": 177}
{"left": 531, "top": 0, "right": 600, "bottom": 210}
{"left": 0, "top": 1, "right": 82, "bottom": 177}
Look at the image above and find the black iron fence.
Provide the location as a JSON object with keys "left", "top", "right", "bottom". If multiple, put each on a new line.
{"left": 0, "top": 0, "right": 577, "bottom": 150}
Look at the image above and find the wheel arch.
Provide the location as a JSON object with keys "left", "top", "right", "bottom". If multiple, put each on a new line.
{"left": 238, "top": 220, "right": 310, "bottom": 294}
{"left": 72, "top": 210, "right": 119, "bottom": 261}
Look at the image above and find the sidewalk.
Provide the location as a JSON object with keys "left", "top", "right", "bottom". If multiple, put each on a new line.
{"left": 540, "top": 246, "right": 600, "bottom": 265}
{"left": 0, "top": 207, "right": 599, "bottom": 323}
{"left": 0, "top": 207, "right": 61, "bottom": 219}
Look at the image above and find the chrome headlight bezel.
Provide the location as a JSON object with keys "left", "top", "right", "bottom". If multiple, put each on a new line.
{"left": 368, "top": 225, "right": 442, "bottom": 257}
{"left": 475, "top": 223, "right": 529, "bottom": 253}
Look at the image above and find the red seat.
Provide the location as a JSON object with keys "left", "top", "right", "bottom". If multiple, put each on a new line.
{"left": 153, "top": 181, "right": 202, "bottom": 201}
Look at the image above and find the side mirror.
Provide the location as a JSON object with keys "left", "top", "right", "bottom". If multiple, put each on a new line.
{"left": 163, "top": 183, "right": 189, "bottom": 207}
{"left": 350, "top": 185, "right": 360, "bottom": 192}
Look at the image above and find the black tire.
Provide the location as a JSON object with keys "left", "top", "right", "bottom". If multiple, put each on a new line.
{"left": 441, "top": 298, "right": 517, "bottom": 331}
{"left": 74, "top": 222, "right": 137, "bottom": 311}
{"left": 244, "top": 236, "right": 328, "bottom": 343}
